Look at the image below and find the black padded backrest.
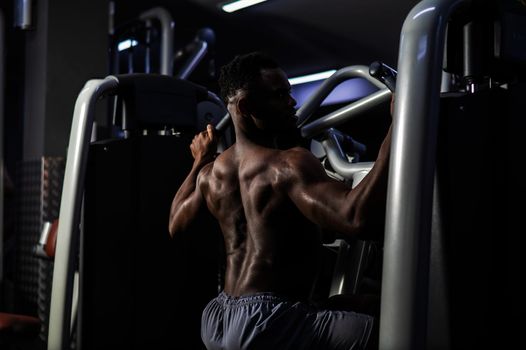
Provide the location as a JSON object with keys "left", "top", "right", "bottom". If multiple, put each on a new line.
{"left": 81, "top": 74, "right": 225, "bottom": 349}
{"left": 114, "top": 73, "right": 209, "bottom": 132}
{"left": 82, "top": 135, "right": 222, "bottom": 349}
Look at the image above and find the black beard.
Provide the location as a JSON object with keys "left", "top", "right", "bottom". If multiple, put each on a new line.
{"left": 273, "top": 127, "right": 309, "bottom": 150}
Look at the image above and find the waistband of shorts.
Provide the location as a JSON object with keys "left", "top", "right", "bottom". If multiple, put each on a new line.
{"left": 216, "top": 291, "right": 291, "bottom": 306}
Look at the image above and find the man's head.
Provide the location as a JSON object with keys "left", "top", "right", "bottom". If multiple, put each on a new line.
{"left": 218, "top": 52, "right": 297, "bottom": 133}
{"left": 218, "top": 51, "right": 279, "bottom": 102}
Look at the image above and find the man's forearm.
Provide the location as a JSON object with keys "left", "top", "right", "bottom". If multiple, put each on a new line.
{"left": 345, "top": 124, "right": 392, "bottom": 240}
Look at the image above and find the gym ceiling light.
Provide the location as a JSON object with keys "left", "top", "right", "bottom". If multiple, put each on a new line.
{"left": 288, "top": 70, "right": 337, "bottom": 86}
{"left": 222, "top": 0, "right": 268, "bottom": 13}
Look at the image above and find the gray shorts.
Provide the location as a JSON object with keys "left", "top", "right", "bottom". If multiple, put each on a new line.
{"left": 201, "top": 292, "right": 374, "bottom": 350}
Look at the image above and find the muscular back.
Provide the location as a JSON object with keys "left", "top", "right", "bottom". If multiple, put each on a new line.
{"left": 199, "top": 143, "right": 322, "bottom": 300}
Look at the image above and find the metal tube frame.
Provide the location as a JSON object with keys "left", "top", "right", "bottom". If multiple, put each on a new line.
{"left": 14, "top": 0, "right": 33, "bottom": 30}
{"left": 379, "top": 1, "right": 470, "bottom": 349}
{"left": 0, "top": 10, "right": 4, "bottom": 284}
{"left": 48, "top": 77, "right": 119, "bottom": 350}
{"left": 320, "top": 130, "right": 374, "bottom": 181}
{"left": 301, "top": 89, "right": 391, "bottom": 139}
{"left": 296, "top": 65, "right": 391, "bottom": 189}
{"left": 47, "top": 74, "right": 229, "bottom": 349}
{"left": 139, "top": 7, "right": 174, "bottom": 76}
{"left": 296, "top": 64, "right": 390, "bottom": 196}
{"left": 175, "top": 40, "right": 208, "bottom": 80}
{"left": 297, "top": 65, "right": 389, "bottom": 128}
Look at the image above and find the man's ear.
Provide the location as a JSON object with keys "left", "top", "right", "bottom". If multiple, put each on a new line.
{"left": 238, "top": 95, "right": 251, "bottom": 117}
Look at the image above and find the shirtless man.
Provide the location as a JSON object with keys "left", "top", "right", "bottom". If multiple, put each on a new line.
{"left": 169, "top": 52, "right": 392, "bottom": 350}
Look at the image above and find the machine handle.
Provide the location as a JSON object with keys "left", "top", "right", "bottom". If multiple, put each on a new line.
{"left": 369, "top": 61, "right": 397, "bottom": 92}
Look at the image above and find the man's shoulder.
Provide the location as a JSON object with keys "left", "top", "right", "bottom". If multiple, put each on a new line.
{"left": 280, "top": 146, "right": 319, "bottom": 166}
{"left": 201, "top": 149, "right": 236, "bottom": 180}
{"left": 278, "top": 145, "right": 310, "bottom": 156}
{"left": 268, "top": 147, "right": 323, "bottom": 186}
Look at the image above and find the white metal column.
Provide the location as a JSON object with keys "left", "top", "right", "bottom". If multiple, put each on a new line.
{"left": 380, "top": 1, "right": 470, "bottom": 349}
{"left": 47, "top": 77, "right": 118, "bottom": 350}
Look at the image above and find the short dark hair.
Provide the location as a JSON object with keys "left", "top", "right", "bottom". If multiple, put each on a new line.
{"left": 218, "top": 51, "right": 280, "bottom": 102}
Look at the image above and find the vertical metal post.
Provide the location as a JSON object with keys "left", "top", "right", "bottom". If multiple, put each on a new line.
{"left": 48, "top": 77, "right": 118, "bottom": 350}
{"left": 139, "top": 7, "right": 174, "bottom": 76}
{"left": 145, "top": 20, "right": 152, "bottom": 74}
{"left": 380, "top": 0, "right": 470, "bottom": 349}
{"left": 14, "top": 0, "right": 33, "bottom": 30}
{"left": 0, "top": 10, "right": 5, "bottom": 284}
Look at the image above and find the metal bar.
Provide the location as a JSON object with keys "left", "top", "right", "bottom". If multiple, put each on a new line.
{"left": 176, "top": 41, "right": 208, "bottom": 80}
{"left": 0, "top": 10, "right": 4, "bottom": 284}
{"left": 379, "top": 1, "right": 470, "bottom": 349}
{"left": 206, "top": 91, "right": 226, "bottom": 111}
{"left": 205, "top": 91, "right": 230, "bottom": 133}
{"left": 48, "top": 77, "right": 119, "bottom": 350}
{"left": 145, "top": 20, "right": 152, "bottom": 74}
{"left": 14, "top": 0, "right": 33, "bottom": 30}
{"left": 301, "top": 88, "right": 391, "bottom": 139}
{"left": 139, "top": 7, "right": 174, "bottom": 76}
{"left": 215, "top": 113, "right": 231, "bottom": 133}
{"left": 321, "top": 133, "right": 373, "bottom": 181}
{"left": 296, "top": 65, "right": 388, "bottom": 127}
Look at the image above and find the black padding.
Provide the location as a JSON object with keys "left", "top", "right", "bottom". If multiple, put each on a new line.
{"left": 428, "top": 86, "right": 520, "bottom": 349}
{"left": 444, "top": 1, "right": 526, "bottom": 79}
{"left": 83, "top": 135, "right": 222, "bottom": 349}
{"left": 114, "top": 74, "right": 209, "bottom": 131}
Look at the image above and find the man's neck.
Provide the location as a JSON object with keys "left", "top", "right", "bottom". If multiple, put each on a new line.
{"left": 234, "top": 122, "right": 276, "bottom": 149}
{"left": 233, "top": 117, "right": 307, "bottom": 151}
